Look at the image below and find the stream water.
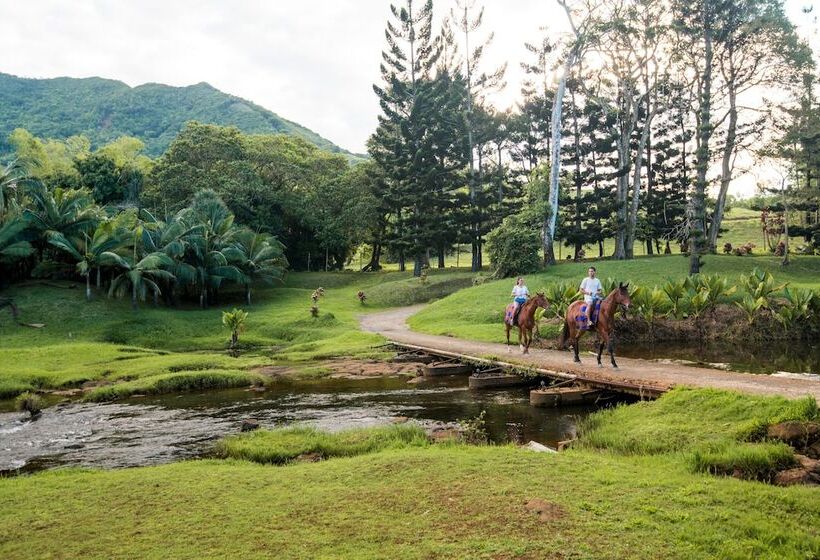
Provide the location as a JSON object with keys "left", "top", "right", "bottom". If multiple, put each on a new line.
{"left": 0, "top": 375, "right": 594, "bottom": 475}
{"left": 617, "top": 340, "right": 820, "bottom": 374}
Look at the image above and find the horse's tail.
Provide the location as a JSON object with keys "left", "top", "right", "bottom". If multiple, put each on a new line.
{"left": 557, "top": 315, "right": 570, "bottom": 350}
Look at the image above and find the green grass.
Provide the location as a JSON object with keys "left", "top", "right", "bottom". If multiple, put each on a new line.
{"left": 214, "top": 424, "right": 430, "bottom": 464}
{"left": 2, "top": 389, "right": 819, "bottom": 558}
{"left": 408, "top": 254, "right": 820, "bottom": 343}
{"left": 579, "top": 388, "right": 817, "bottom": 480}
{"left": 0, "top": 269, "right": 475, "bottom": 400}
{"left": 84, "top": 369, "right": 266, "bottom": 401}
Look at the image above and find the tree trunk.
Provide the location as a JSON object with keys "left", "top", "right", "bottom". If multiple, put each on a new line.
{"left": 246, "top": 286, "right": 252, "bottom": 306}
{"left": 691, "top": 10, "right": 714, "bottom": 276}
{"left": 364, "top": 242, "right": 382, "bottom": 272}
{"left": 96, "top": 267, "right": 101, "bottom": 288}
{"left": 438, "top": 246, "right": 445, "bottom": 268}
{"left": 86, "top": 274, "right": 91, "bottom": 301}
{"left": 624, "top": 113, "right": 653, "bottom": 258}
{"left": 707, "top": 81, "right": 737, "bottom": 253}
{"left": 131, "top": 283, "right": 138, "bottom": 311}
{"left": 571, "top": 88, "right": 583, "bottom": 260}
{"left": 413, "top": 255, "right": 422, "bottom": 278}
{"left": 613, "top": 142, "right": 629, "bottom": 260}
{"left": 545, "top": 68, "right": 569, "bottom": 266}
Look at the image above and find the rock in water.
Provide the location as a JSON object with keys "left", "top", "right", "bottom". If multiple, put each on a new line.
{"left": 240, "top": 420, "right": 260, "bottom": 432}
{"left": 522, "top": 441, "right": 557, "bottom": 453}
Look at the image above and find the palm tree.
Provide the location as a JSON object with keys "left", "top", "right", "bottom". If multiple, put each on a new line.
{"left": 108, "top": 252, "right": 175, "bottom": 310}
{"left": 141, "top": 210, "right": 200, "bottom": 304}
{"left": 0, "top": 217, "right": 34, "bottom": 264}
{"left": 24, "top": 184, "right": 101, "bottom": 238}
{"left": 225, "top": 229, "right": 287, "bottom": 305}
{"left": 184, "top": 191, "right": 244, "bottom": 308}
{"left": 47, "top": 224, "right": 123, "bottom": 300}
{"left": 0, "top": 159, "right": 32, "bottom": 218}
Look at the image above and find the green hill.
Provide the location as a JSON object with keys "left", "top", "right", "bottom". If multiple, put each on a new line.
{"left": 0, "top": 72, "right": 361, "bottom": 158}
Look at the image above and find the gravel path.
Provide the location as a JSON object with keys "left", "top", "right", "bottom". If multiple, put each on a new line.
{"left": 360, "top": 306, "right": 820, "bottom": 401}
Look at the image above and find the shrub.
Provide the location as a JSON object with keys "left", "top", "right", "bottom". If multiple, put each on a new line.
{"left": 632, "top": 286, "right": 668, "bottom": 326}
{"left": 459, "top": 410, "right": 488, "bottom": 445}
{"left": 15, "top": 391, "right": 44, "bottom": 417}
{"left": 543, "top": 281, "right": 581, "bottom": 319}
{"left": 221, "top": 308, "right": 248, "bottom": 350}
{"left": 486, "top": 215, "right": 541, "bottom": 278}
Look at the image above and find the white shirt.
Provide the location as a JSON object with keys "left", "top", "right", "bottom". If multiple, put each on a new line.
{"left": 512, "top": 285, "right": 529, "bottom": 298}
{"left": 580, "top": 277, "right": 602, "bottom": 298}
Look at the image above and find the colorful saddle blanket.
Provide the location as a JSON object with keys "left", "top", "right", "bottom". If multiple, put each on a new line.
{"left": 504, "top": 303, "right": 518, "bottom": 326}
{"left": 575, "top": 300, "right": 602, "bottom": 330}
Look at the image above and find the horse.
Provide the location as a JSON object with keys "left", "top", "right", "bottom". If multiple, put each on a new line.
{"left": 504, "top": 293, "right": 550, "bottom": 354}
{"left": 558, "top": 283, "right": 632, "bottom": 368}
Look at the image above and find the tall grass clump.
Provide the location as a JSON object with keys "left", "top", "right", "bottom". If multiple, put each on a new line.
{"left": 690, "top": 442, "right": 796, "bottom": 481}
{"left": 85, "top": 370, "right": 262, "bottom": 401}
{"left": 215, "top": 424, "right": 429, "bottom": 464}
{"left": 15, "top": 391, "right": 44, "bottom": 416}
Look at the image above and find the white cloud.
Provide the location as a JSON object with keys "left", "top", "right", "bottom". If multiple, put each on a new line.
{"left": 0, "top": 0, "right": 570, "bottom": 153}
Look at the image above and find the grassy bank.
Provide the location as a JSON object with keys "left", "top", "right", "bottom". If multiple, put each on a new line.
{"left": 1, "top": 389, "right": 818, "bottom": 559}
{"left": 408, "top": 254, "right": 820, "bottom": 343}
{"left": 579, "top": 388, "right": 817, "bottom": 480}
{"left": 215, "top": 424, "right": 430, "bottom": 464}
{"left": 0, "top": 270, "right": 474, "bottom": 400}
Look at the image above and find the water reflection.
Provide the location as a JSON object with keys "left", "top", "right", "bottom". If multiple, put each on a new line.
{"left": 617, "top": 340, "right": 820, "bottom": 374}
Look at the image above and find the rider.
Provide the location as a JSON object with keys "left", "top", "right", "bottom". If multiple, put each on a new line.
{"left": 511, "top": 277, "right": 529, "bottom": 325}
{"left": 580, "top": 266, "right": 603, "bottom": 328}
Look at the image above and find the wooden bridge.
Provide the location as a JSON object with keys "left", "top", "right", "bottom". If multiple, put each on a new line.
{"left": 361, "top": 306, "right": 820, "bottom": 402}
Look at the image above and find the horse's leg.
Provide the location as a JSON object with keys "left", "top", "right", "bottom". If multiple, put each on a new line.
{"left": 523, "top": 327, "right": 531, "bottom": 354}
{"left": 573, "top": 335, "right": 581, "bottom": 363}
{"left": 597, "top": 339, "right": 605, "bottom": 368}
{"left": 608, "top": 338, "right": 618, "bottom": 369}
{"left": 518, "top": 325, "right": 524, "bottom": 352}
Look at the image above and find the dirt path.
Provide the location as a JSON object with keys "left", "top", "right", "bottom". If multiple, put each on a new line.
{"left": 360, "top": 306, "right": 820, "bottom": 401}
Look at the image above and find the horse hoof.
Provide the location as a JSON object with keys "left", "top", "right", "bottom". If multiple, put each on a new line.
{"left": 612, "top": 365, "right": 619, "bottom": 369}
{"left": 598, "top": 364, "right": 603, "bottom": 368}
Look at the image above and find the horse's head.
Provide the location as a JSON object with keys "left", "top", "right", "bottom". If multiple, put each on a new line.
{"left": 615, "top": 282, "right": 632, "bottom": 311}
{"left": 533, "top": 292, "right": 550, "bottom": 310}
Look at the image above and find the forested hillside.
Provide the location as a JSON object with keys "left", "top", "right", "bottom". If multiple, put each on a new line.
{"left": 0, "top": 73, "right": 358, "bottom": 158}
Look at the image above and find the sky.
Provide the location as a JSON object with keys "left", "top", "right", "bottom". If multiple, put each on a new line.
{"left": 1, "top": 0, "right": 818, "bottom": 190}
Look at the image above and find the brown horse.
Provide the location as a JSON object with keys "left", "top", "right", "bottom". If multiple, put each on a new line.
{"left": 558, "top": 283, "right": 632, "bottom": 368}
{"left": 505, "top": 293, "right": 549, "bottom": 354}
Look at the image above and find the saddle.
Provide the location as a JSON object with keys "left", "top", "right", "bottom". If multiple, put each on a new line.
{"left": 575, "top": 300, "right": 602, "bottom": 331}
{"left": 505, "top": 303, "right": 522, "bottom": 326}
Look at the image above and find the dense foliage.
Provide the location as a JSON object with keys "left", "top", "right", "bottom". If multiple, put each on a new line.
{"left": 0, "top": 159, "right": 287, "bottom": 308}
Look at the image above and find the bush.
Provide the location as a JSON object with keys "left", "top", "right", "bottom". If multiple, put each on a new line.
{"left": 485, "top": 215, "right": 541, "bottom": 279}
{"left": 15, "top": 391, "right": 44, "bottom": 416}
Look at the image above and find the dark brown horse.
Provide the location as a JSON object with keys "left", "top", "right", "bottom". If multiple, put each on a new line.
{"left": 558, "top": 283, "right": 632, "bottom": 368}
{"left": 505, "top": 293, "right": 549, "bottom": 354}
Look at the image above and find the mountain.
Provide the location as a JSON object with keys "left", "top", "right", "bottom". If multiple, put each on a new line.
{"left": 0, "top": 72, "right": 360, "bottom": 159}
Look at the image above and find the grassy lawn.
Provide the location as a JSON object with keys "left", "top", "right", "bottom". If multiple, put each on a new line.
{"left": 1, "top": 388, "right": 818, "bottom": 559}
{"left": 408, "top": 254, "right": 820, "bottom": 343}
{"left": 0, "top": 270, "right": 475, "bottom": 400}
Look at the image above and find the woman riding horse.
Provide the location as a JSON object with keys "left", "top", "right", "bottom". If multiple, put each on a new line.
{"left": 559, "top": 283, "right": 631, "bottom": 368}
{"left": 505, "top": 292, "right": 549, "bottom": 354}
